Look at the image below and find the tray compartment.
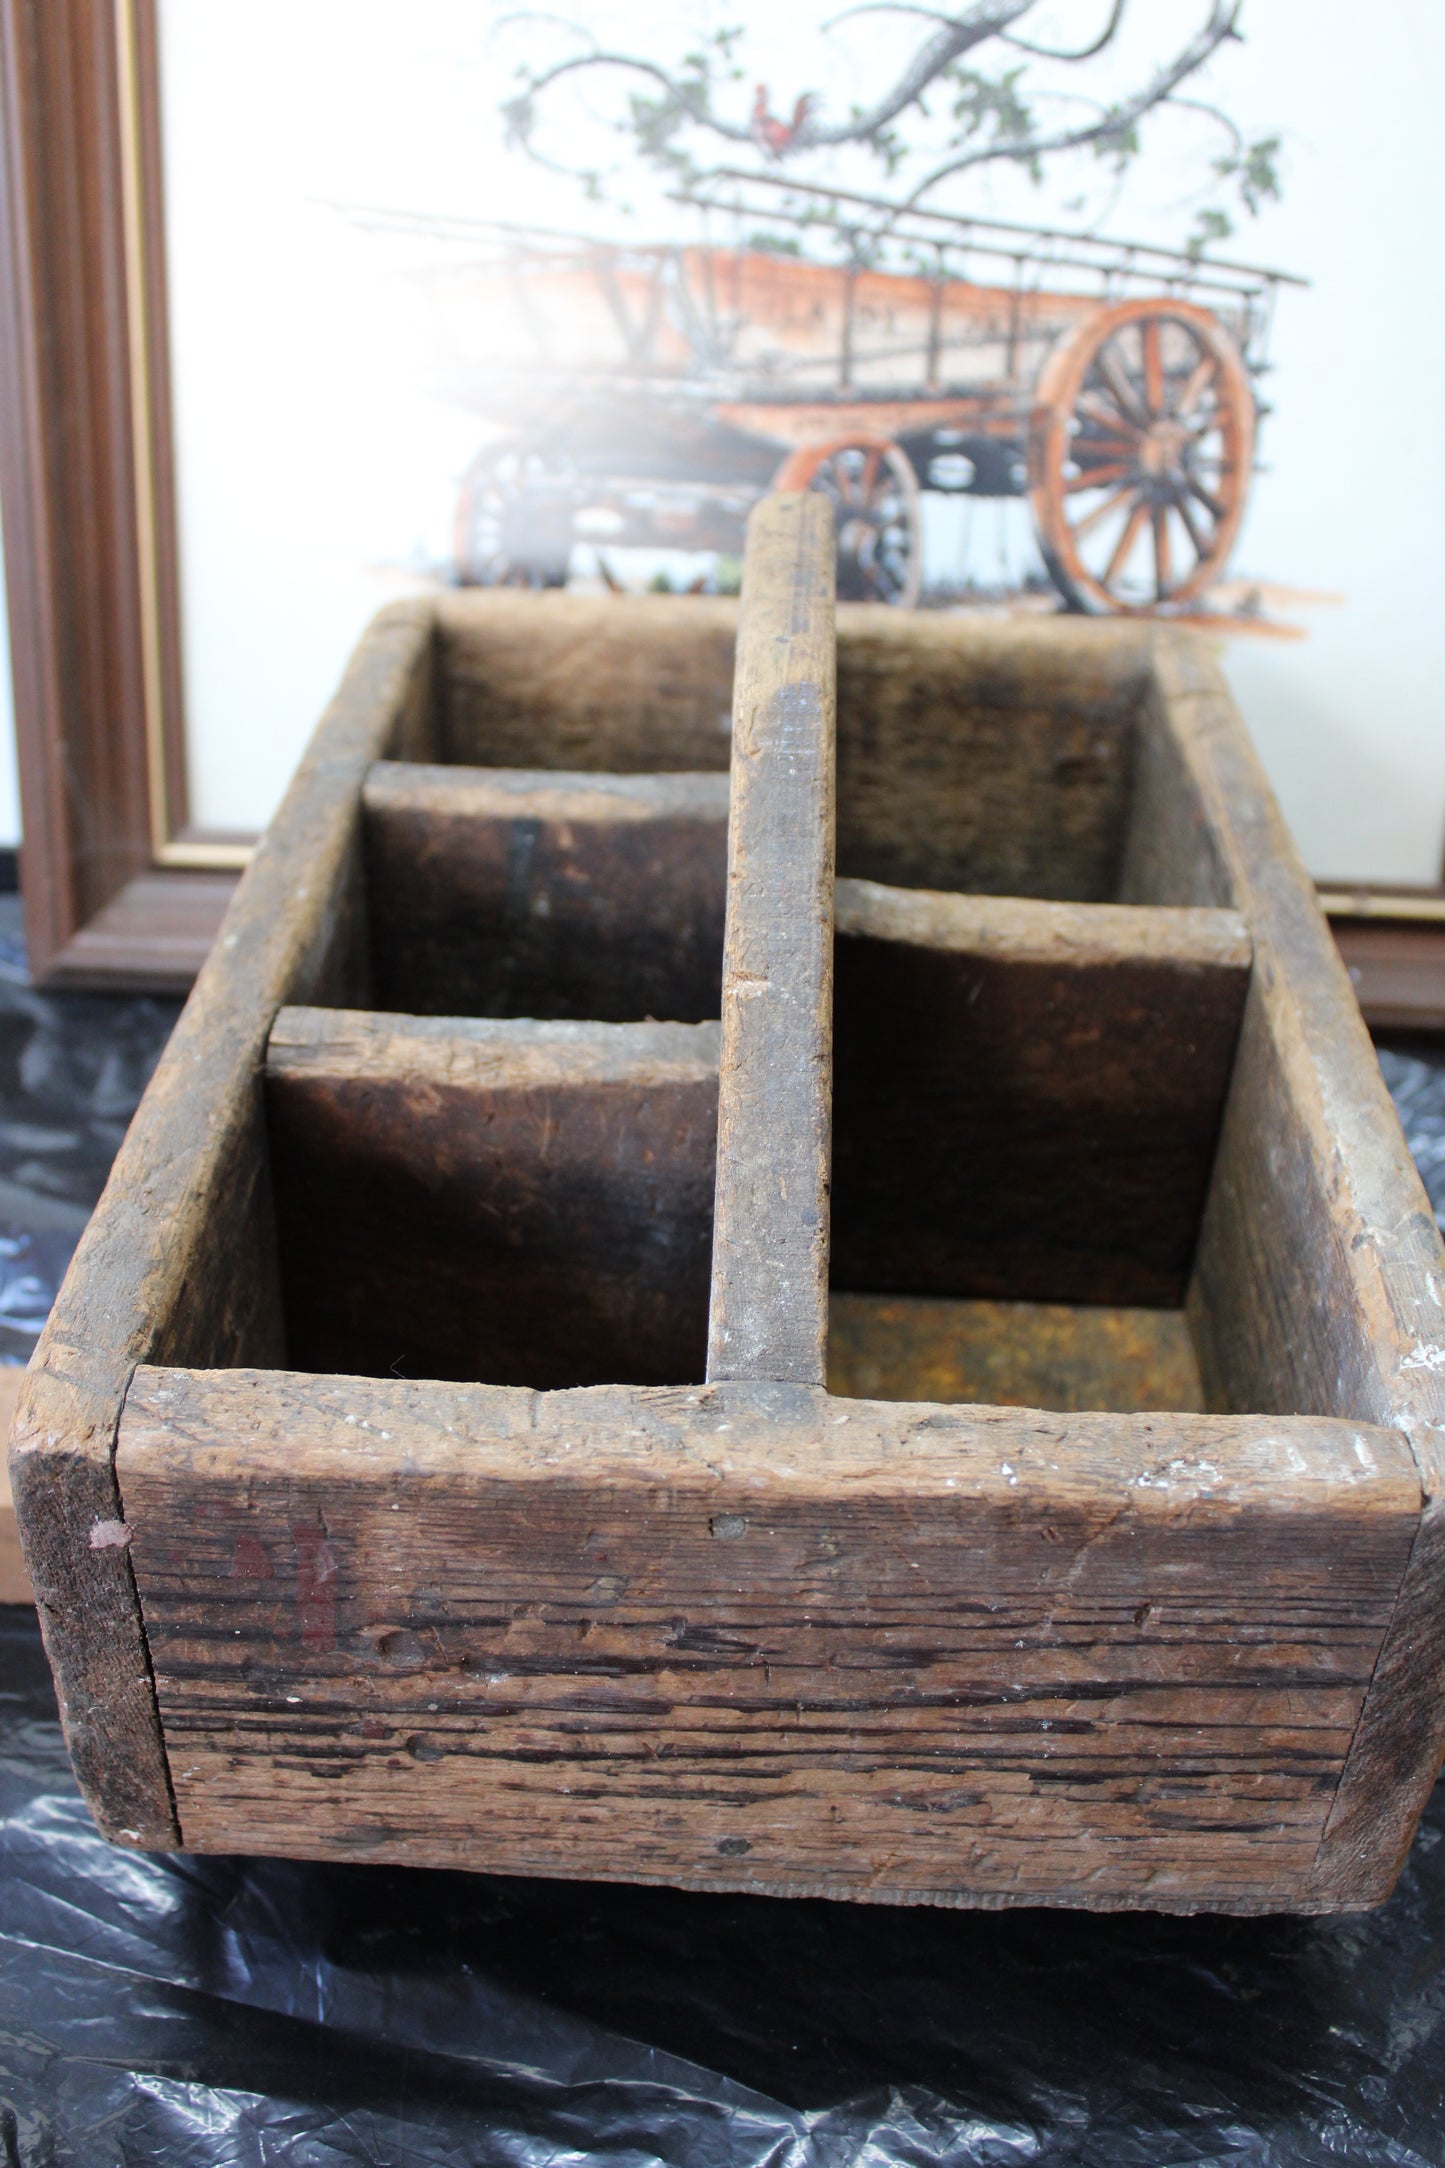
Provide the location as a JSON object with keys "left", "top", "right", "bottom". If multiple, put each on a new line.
{"left": 266, "top": 1008, "right": 718, "bottom": 1389}
{"left": 831, "top": 882, "right": 1252, "bottom": 1309}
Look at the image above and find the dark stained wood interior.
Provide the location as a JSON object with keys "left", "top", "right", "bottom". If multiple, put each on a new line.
{"left": 362, "top": 762, "right": 728, "bottom": 1021}
{"left": 430, "top": 595, "right": 1152, "bottom": 904}
{"left": 267, "top": 1007, "right": 719, "bottom": 1388}
{"left": 833, "top": 611, "right": 1149, "bottom": 899}
{"left": 832, "top": 882, "right": 1252, "bottom": 1308}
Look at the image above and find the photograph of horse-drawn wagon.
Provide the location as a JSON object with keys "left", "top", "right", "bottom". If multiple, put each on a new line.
{"left": 372, "top": 173, "right": 1301, "bottom": 615}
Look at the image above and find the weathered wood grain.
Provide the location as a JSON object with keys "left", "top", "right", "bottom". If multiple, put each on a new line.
{"left": 8, "top": 601, "right": 435, "bottom": 1844}
{"left": 117, "top": 1364, "right": 1418, "bottom": 1912}
{"left": 707, "top": 494, "right": 836, "bottom": 1386}
{"left": 832, "top": 882, "right": 1251, "bottom": 1307}
{"left": 0, "top": 1370, "right": 29, "bottom": 1603}
{"left": 833, "top": 612, "right": 1151, "bottom": 899}
{"left": 1129, "top": 633, "right": 1445, "bottom": 1904}
{"left": 436, "top": 591, "right": 738, "bottom": 773}
{"left": 266, "top": 1007, "right": 718, "bottom": 1389}
{"left": 827, "top": 1292, "right": 1204, "bottom": 1413}
{"left": 362, "top": 762, "right": 728, "bottom": 1022}
{"left": 437, "top": 592, "right": 1151, "bottom": 903}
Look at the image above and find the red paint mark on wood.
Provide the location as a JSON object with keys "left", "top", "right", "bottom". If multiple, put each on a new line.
{"left": 231, "top": 1534, "right": 274, "bottom": 1580}
{"left": 291, "top": 1522, "right": 338, "bottom": 1652}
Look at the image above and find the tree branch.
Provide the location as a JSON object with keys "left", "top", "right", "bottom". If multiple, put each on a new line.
{"left": 898, "top": 0, "right": 1244, "bottom": 207}
{"left": 1163, "top": 91, "right": 1244, "bottom": 157}
{"left": 509, "top": 49, "right": 756, "bottom": 146}
{"left": 998, "top": 0, "right": 1128, "bottom": 62}
{"left": 795, "top": 1, "right": 1041, "bottom": 147}
{"left": 503, "top": 0, "right": 1256, "bottom": 223}
{"left": 509, "top": 3, "right": 1049, "bottom": 164}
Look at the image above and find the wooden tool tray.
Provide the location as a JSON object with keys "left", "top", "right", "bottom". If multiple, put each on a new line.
{"left": 15, "top": 495, "right": 1445, "bottom": 1912}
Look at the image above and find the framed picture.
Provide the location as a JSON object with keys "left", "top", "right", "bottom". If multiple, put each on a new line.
{"left": 1, "top": 0, "right": 1442, "bottom": 1019}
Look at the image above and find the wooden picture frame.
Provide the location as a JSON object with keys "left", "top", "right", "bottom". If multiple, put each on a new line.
{"left": 0, "top": 0, "right": 240, "bottom": 993}
{"left": 1322, "top": 885, "right": 1445, "bottom": 1035}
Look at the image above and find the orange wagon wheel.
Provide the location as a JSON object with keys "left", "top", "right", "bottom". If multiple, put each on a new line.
{"left": 773, "top": 434, "right": 923, "bottom": 607}
{"left": 1028, "top": 298, "right": 1255, "bottom": 616}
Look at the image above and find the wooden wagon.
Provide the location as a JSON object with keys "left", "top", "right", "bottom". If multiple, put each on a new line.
{"left": 371, "top": 176, "right": 1301, "bottom": 614}
{"left": 13, "top": 498, "right": 1445, "bottom": 1913}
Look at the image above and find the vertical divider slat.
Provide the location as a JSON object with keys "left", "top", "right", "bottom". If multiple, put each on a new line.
{"left": 706, "top": 492, "right": 837, "bottom": 1386}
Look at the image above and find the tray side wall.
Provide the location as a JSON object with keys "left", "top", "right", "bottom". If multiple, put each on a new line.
{"left": 117, "top": 1369, "right": 1419, "bottom": 1913}
{"left": 1127, "top": 633, "right": 1445, "bottom": 1905}
{"left": 7, "top": 603, "right": 436, "bottom": 1845}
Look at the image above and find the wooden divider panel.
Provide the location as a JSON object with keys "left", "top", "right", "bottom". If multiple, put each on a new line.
{"left": 833, "top": 612, "right": 1150, "bottom": 900}
{"left": 267, "top": 1008, "right": 719, "bottom": 1390}
{"left": 436, "top": 591, "right": 738, "bottom": 772}
{"left": 706, "top": 494, "right": 837, "bottom": 1387}
{"left": 363, "top": 764, "right": 729, "bottom": 1022}
{"left": 832, "top": 882, "right": 1252, "bottom": 1307}
{"left": 1120, "top": 634, "right": 1445, "bottom": 1902}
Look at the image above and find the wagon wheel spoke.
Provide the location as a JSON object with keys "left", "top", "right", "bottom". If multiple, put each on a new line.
{"left": 1064, "top": 462, "right": 1134, "bottom": 495}
{"left": 829, "top": 459, "right": 857, "bottom": 508}
{"left": 1099, "top": 342, "right": 1151, "bottom": 429}
{"left": 1173, "top": 488, "right": 1211, "bottom": 559}
{"left": 1141, "top": 319, "right": 1165, "bottom": 420}
{"left": 1075, "top": 394, "right": 1140, "bottom": 446}
{"left": 860, "top": 448, "right": 882, "bottom": 501}
{"left": 1103, "top": 499, "right": 1150, "bottom": 585}
{"left": 1152, "top": 505, "right": 1173, "bottom": 601}
{"left": 1073, "top": 484, "right": 1137, "bottom": 538}
{"left": 1185, "top": 474, "right": 1225, "bottom": 521}
{"left": 1174, "top": 354, "right": 1218, "bottom": 419}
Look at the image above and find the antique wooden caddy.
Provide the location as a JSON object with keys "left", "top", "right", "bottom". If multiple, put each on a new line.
{"left": 14, "top": 496, "right": 1445, "bottom": 1914}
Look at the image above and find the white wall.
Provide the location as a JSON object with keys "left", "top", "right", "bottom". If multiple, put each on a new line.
{"left": 155, "top": 0, "right": 1445, "bottom": 880}
{"left": 1215, "top": 0, "right": 1445, "bottom": 881}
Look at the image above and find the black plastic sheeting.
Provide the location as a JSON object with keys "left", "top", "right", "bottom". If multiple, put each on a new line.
{"left": 0, "top": 902, "right": 178, "bottom": 1369}
{"left": 4, "top": 943, "right": 1445, "bottom": 2163}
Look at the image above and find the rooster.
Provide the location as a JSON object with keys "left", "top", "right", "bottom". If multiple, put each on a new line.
{"left": 750, "top": 85, "right": 814, "bottom": 158}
